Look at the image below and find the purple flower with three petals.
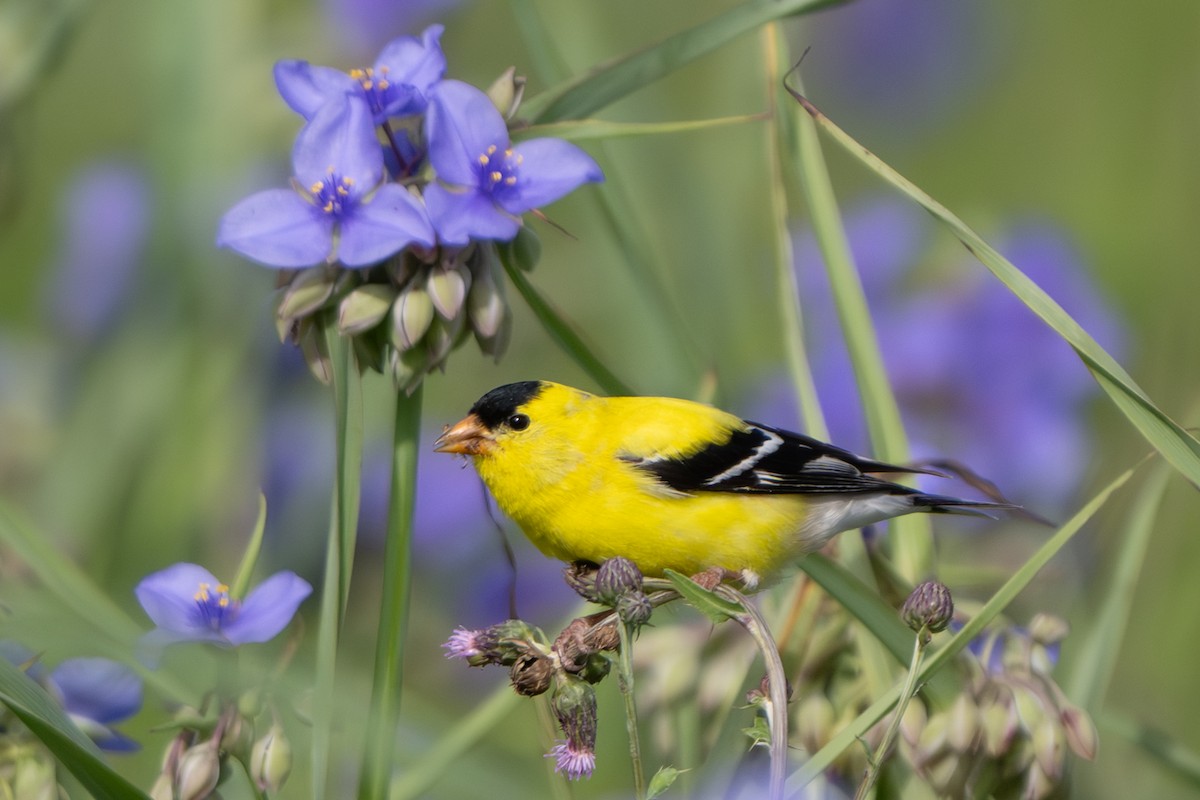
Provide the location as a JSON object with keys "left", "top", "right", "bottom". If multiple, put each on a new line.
{"left": 217, "top": 93, "right": 434, "bottom": 268}
{"left": 135, "top": 563, "right": 312, "bottom": 649}
{"left": 274, "top": 25, "right": 447, "bottom": 123}
{"left": 423, "top": 80, "right": 604, "bottom": 245}
{"left": 0, "top": 642, "right": 143, "bottom": 752}
{"left": 49, "top": 658, "right": 144, "bottom": 752}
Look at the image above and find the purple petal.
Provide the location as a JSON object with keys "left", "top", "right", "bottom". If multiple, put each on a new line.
{"left": 217, "top": 189, "right": 333, "bottom": 268}
{"left": 425, "top": 80, "right": 509, "bottom": 186}
{"left": 135, "top": 563, "right": 220, "bottom": 635}
{"left": 90, "top": 729, "right": 142, "bottom": 753}
{"left": 222, "top": 572, "right": 312, "bottom": 646}
{"left": 501, "top": 138, "right": 603, "bottom": 214}
{"left": 374, "top": 25, "right": 447, "bottom": 117}
{"left": 292, "top": 94, "right": 383, "bottom": 190}
{"left": 274, "top": 61, "right": 359, "bottom": 120}
{"left": 337, "top": 184, "right": 434, "bottom": 266}
{"left": 425, "top": 183, "right": 520, "bottom": 245}
{"left": 50, "top": 658, "right": 142, "bottom": 725}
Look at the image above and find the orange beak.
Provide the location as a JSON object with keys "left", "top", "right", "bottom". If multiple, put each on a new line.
{"left": 433, "top": 413, "right": 494, "bottom": 456}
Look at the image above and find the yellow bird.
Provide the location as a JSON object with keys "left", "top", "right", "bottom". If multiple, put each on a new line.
{"left": 434, "top": 381, "right": 1004, "bottom": 583}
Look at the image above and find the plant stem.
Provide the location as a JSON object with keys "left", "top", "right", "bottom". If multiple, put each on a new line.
{"left": 854, "top": 632, "right": 926, "bottom": 800}
{"left": 717, "top": 586, "right": 788, "bottom": 800}
{"left": 616, "top": 619, "right": 647, "bottom": 800}
{"left": 358, "top": 386, "right": 423, "bottom": 800}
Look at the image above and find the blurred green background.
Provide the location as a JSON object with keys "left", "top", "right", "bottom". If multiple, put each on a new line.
{"left": 2, "top": 0, "right": 1199, "bottom": 797}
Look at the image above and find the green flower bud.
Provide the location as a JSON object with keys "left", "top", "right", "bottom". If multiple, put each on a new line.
{"left": 901, "top": 581, "right": 954, "bottom": 638}
{"left": 250, "top": 723, "right": 293, "bottom": 794}
{"left": 426, "top": 264, "right": 469, "bottom": 320}
{"left": 578, "top": 652, "right": 612, "bottom": 685}
{"left": 466, "top": 263, "right": 507, "bottom": 339}
{"left": 1060, "top": 703, "right": 1098, "bottom": 761}
{"left": 237, "top": 690, "right": 264, "bottom": 720}
{"left": 912, "top": 710, "right": 950, "bottom": 768}
{"left": 500, "top": 226, "right": 542, "bottom": 272}
{"left": 277, "top": 267, "right": 336, "bottom": 321}
{"left": 946, "top": 692, "right": 981, "bottom": 753}
{"left": 796, "top": 693, "right": 836, "bottom": 755}
{"left": 175, "top": 739, "right": 221, "bottom": 800}
{"left": 297, "top": 318, "right": 332, "bottom": 384}
{"left": 616, "top": 591, "right": 653, "bottom": 627}
{"left": 389, "top": 343, "right": 430, "bottom": 395}
{"left": 475, "top": 308, "right": 512, "bottom": 362}
{"left": 980, "top": 690, "right": 1020, "bottom": 758}
{"left": 148, "top": 773, "right": 174, "bottom": 800}
{"left": 12, "top": 754, "right": 56, "bottom": 800}
{"left": 391, "top": 284, "right": 435, "bottom": 352}
{"left": 338, "top": 284, "right": 396, "bottom": 335}
{"left": 1031, "top": 716, "right": 1065, "bottom": 781}
{"left": 1023, "top": 759, "right": 1057, "bottom": 800}
{"left": 1028, "top": 613, "right": 1070, "bottom": 646}
{"left": 1010, "top": 683, "right": 1049, "bottom": 735}
{"left": 485, "top": 66, "right": 526, "bottom": 120}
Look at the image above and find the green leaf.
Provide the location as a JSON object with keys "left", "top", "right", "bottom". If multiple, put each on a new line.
{"left": 787, "top": 84, "right": 1200, "bottom": 490}
{"left": 741, "top": 717, "right": 772, "bottom": 747}
{"left": 647, "top": 766, "right": 683, "bottom": 799}
{"left": 522, "top": 0, "right": 839, "bottom": 123}
{"left": 662, "top": 570, "right": 744, "bottom": 623}
{"left": 516, "top": 114, "right": 763, "bottom": 142}
{"left": 0, "top": 658, "right": 149, "bottom": 799}
{"left": 788, "top": 463, "right": 1137, "bottom": 790}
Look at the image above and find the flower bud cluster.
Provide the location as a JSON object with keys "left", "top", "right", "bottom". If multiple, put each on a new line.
{"left": 892, "top": 613, "right": 1096, "bottom": 799}
{"left": 148, "top": 694, "right": 295, "bottom": 799}
{"left": 277, "top": 236, "right": 520, "bottom": 393}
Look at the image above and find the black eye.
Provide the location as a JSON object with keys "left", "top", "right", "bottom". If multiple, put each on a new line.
{"left": 507, "top": 413, "right": 530, "bottom": 431}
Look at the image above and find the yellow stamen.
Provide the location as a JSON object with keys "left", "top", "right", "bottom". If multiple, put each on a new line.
{"left": 310, "top": 182, "right": 324, "bottom": 194}
{"left": 505, "top": 176, "right": 517, "bottom": 185}
{"left": 216, "top": 584, "right": 229, "bottom": 593}
{"left": 323, "top": 201, "right": 335, "bottom": 213}
{"left": 486, "top": 145, "right": 497, "bottom": 155}
{"left": 490, "top": 171, "right": 502, "bottom": 183}
{"left": 377, "top": 79, "right": 389, "bottom": 90}
{"left": 478, "top": 154, "right": 490, "bottom": 166}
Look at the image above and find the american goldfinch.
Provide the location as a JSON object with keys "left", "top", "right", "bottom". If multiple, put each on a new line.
{"left": 434, "top": 381, "right": 1005, "bottom": 582}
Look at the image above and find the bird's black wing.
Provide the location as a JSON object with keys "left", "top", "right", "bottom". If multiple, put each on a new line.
{"left": 627, "top": 422, "right": 926, "bottom": 496}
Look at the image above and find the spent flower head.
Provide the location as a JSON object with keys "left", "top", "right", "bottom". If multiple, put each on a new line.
{"left": 424, "top": 80, "right": 603, "bottom": 244}
{"left": 217, "top": 93, "right": 434, "bottom": 269}
{"left": 135, "top": 562, "right": 312, "bottom": 651}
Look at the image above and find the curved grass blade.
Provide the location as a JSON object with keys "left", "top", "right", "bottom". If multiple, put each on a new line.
{"left": 516, "top": 114, "right": 765, "bottom": 142}
{"left": 785, "top": 83, "right": 1200, "bottom": 490}
{"left": 0, "top": 658, "right": 149, "bottom": 799}
{"left": 522, "top": 0, "right": 843, "bottom": 123}
{"left": 498, "top": 245, "right": 634, "bottom": 396}
{"left": 789, "top": 462, "right": 1137, "bottom": 789}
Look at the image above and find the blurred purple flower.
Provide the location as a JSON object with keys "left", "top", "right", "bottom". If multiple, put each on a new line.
{"left": 135, "top": 563, "right": 311, "bottom": 649}
{"left": 323, "top": 0, "right": 461, "bottom": 66}
{"left": 275, "top": 25, "right": 446, "bottom": 124}
{"left": 763, "top": 196, "right": 1125, "bottom": 514}
{"left": 1, "top": 643, "right": 142, "bottom": 752}
{"left": 217, "top": 93, "right": 434, "bottom": 268}
{"left": 43, "top": 161, "right": 150, "bottom": 339}
{"left": 424, "top": 80, "right": 604, "bottom": 245}
{"left": 798, "top": 0, "right": 995, "bottom": 136}
{"left": 49, "top": 658, "right": 143, "bottom": 752}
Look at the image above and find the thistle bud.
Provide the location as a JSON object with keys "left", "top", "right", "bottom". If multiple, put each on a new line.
{"left": 548, "top": 675, "right": 598, "bottom": 780}
{"left": 595, "top": 557, "right": 644, "bottom": 605}
{"left": 901, "top": 581, "right": 954, "bottom": 639}
{"left": 509, "top": 653, "right": 554, "bottom": 697}
{"left": 338, "top": 284, "right": 395, "bottom": 335}
{"left": 564, "top": 561, "right": 602, "bottom": 603}
{"left": 250, "top": 723, "right": 293, "bottom": 794}
{"left": 175, "top": 739, "right": 221, "bottom": 800}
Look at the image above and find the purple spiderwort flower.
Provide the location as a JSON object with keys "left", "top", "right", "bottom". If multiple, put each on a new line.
{"left": 49, "top": 658, "right": 143, "bottom": 752}
{"left": 217, "top": 93, "right": 434, "bottom": 268}
{"left": 0, "top": 642, "right": 142, "bottom": 752}
{"left": 423, "top": 80, "right": 604, "bottom": 245}
{"left": 135, "top": 563, "right": 312, "bottom": 650}
{"left": 274, "top": 25, "right": 446, "bottom": 124}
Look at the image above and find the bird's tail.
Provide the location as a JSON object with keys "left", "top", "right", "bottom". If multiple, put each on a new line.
{"left": 910, "top": 493, "right": 1017, "bottom": 519}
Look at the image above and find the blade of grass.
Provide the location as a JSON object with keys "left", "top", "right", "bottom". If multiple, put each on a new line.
{"left": 522, "top": 0, "right": 843, "bottom": 123}
{"left": 786, "top": 83, "right": 1200, "bottom": 490}
{"left": 311, "top": 322, "right": 364, "bottom": 799}
{"left": 230, "top": 492, "right": 268, "bottom": 599}
{"left": 517, "top": 114, "right": 765, "bottom": 142}
{"left": 498, "top": 246, "right": 634, "bottom": 396}
{"left": 1067, "top": 461, "right": 1172, "bottom": 710}
{"left": 0, "top": 657, "right": 149, "bottom": 800}
{"left": 789, "top": 462, "right": 1137, "bottom": 788}
{"left": 1101, "top": 710, "right": 1200, "bottom": 790}
{"left": 358, "top": 387, "right": 422, "bottom": 800}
